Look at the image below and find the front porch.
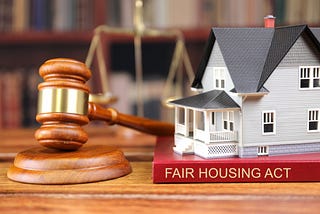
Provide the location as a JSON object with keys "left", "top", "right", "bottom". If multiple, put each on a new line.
{"left": 170, "top": 90, "right": 241, "bottom": 159}
{"left": 173, "top": 108, "right": 240, "bottom": 158}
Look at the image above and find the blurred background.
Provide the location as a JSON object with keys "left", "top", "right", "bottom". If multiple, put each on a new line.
{"left": 0, "top": 0, "right": 319, "bottom": 129}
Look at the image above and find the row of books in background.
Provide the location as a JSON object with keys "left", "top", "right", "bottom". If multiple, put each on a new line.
{"left": 0, "top": 68, "right": 40, "bottom": 128}
{"left": 155, "top": 0, "right": 320, "bottom": 28}
{"left": 1, "top": 0, "right": 320, "bottom": 33}
{"left": 123, "top": 0, "right": 320, "bottom": 28}
{"left": 0, "top": 0, "right": 95, "bottom": 32}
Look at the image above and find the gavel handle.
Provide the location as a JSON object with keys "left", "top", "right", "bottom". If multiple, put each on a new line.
{"left": 88, "top": 102, "right": 174, "bottom": 136}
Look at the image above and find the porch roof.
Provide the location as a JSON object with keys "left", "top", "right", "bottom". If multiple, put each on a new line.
{"left": 170, "top": 90, "right": 240, "bottom": 110}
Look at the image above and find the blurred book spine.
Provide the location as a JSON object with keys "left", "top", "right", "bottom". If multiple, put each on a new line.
{"left": 0, "top": 68, "right": 40, "bottom": 128}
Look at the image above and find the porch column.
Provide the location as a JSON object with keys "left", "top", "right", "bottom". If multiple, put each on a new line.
{"left": 204, "top": 111, "right": 211, "bottom": 144}
{"left": 174, "top": 107, "right": 179, "bottom": 134}
{"left": 184, "top": 108, "right": 189, "bottom": 136}
{"left": 193, "top": 110, "right": 196, "bottom": 139}
{"left": 239, "top": 110, "right": 243, "bottom": 147}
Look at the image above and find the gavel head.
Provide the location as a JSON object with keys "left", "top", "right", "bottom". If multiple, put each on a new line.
{"left": 35, "top": 58, "right": 91, "bottom": 151}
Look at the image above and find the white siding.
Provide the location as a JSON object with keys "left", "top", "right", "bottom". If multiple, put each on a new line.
{"left": 207, "top": 41, "right": 227, "bottom": 67}
{"left": 242, "top": 35, "right": 320, "bottom": 147}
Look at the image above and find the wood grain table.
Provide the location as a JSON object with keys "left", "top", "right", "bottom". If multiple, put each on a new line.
{"left": 1, "top": 125, "right": 320, "bottom": 214}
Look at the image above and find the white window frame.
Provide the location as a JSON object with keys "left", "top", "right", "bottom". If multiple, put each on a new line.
{"left": 213, "top": 67, "right": 226, "bottom": 90}
{"left": 257, "top": 146, "right": 269, "bottom": 156}
{"left": 307, "top": 109, "right": 320, "bottom": 132}
{"left": 223, "top": 111, "right": 234, "bottom": 131}
{"left": 262, "top": 111, "right": 276, "bottom": 135}
{"left": 299, "top": 66, "right": 320, "bottom": 90}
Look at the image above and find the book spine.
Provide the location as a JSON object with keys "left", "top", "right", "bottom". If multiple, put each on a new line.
{"left": 120, "top": 0, "right": 133, "bottom": 28}
{"left": 12, "top": 0, "right": 30, "bottom": 32}
{"left": 2, "top": 71, "right": 21, "bottom": 128}
{"left": 153, "top": 161, "right": 320, "bottom": 183}
{"left": 30, "top": 0, "right": 52, "bottom": 31}
{"left": 52, "top": 0, "right": 73, "bottom": 31}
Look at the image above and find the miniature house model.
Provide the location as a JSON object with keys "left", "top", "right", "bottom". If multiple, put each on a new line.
{"left": 171, "top": 16, "right": 320, "bottom": 158}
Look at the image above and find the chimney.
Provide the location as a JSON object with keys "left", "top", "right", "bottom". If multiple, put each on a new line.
{"left": 264, "top": 15, "right": 276, "bottom": 28}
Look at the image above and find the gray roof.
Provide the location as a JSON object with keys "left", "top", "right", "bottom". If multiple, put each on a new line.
{"left": 170, "top": 90, "right": 240, "bottom": 109}
{"left": 192, "top": 25, "right": 320, "bottom": 93}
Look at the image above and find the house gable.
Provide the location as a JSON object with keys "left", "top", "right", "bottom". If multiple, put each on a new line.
{"left": 277, "top": 31, "right": 320, "bottom": 67}
{"left": 257, "top": 25, "right": 320, "bottom": 90}
{"left": 201, "top": 41, "right": 236, "bottom": 93}
{"left": 214, "top": 28, "right": 274, "bottom": 93}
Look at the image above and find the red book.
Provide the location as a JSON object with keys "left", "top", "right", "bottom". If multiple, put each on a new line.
{"left": 152, "top": 137, "right": 320, "bottom": 183}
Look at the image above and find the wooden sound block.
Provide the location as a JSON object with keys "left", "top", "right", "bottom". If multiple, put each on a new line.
{"left": 7, "top": 145, "right": 132, "bottom": 184}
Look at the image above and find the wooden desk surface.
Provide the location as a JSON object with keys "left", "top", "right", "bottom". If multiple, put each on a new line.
{"left": 1, "top": 126, "right": 320, "bottom": 214}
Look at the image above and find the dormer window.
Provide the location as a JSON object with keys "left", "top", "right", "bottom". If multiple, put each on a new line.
{"left": 299, "top": 66, "right": 320, "bottom": 89}
{"left": 214, "top": 68, "right": 226, "bottom": 89}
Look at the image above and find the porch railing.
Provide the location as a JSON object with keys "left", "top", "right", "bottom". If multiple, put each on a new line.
{"left": 176, "top": 120, "right": 238, "bottom": 143}
{"left": 176, "top": 123, "right": 194, "bottom": 136}
{"left": 175, "top": 123, "right": 185, "bottom": 135}
{"left": 210, "top": 131, "right": 238, "bottom": 142}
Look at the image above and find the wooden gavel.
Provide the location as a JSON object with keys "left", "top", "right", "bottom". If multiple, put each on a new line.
{"left": 35, "top": 58, "right": 174, "bottom": 151}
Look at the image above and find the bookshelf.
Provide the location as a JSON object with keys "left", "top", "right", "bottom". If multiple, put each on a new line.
{"left": 0, "top": 0, "right": 210, "bottom": 127}
{"left": 1, "top": 0, "right": 320, "bottom": 128}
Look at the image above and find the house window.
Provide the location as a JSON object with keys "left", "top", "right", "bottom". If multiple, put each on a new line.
{"left": 308, "top": 109, "right": 319, "bottom": 132}
{"left": 262, "top": 111, "right": 275, "bottom": 135}
{"left": 257, "top": 146, "right": 269, "bottom": 156}
{"left": 178, "top": 108, "right": 185, "bottom": 125}
{"left": 299, "top": 66, "right": 320, "bottom": 89}
{"left": 223, "top": 111, "right": 234, "bottom": 131}
{"left": 214, "top": 68, "right": 226, "bottom": 89}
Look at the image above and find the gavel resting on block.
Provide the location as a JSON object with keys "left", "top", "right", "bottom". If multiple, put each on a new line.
{"left": 35, "top": 58, "right": 174, "bottom": 151}
{"left": 7, "top": 58, "right": 174, "bottom": 184}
